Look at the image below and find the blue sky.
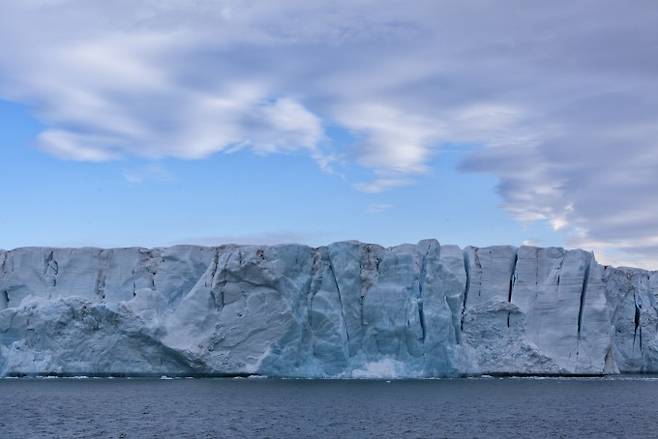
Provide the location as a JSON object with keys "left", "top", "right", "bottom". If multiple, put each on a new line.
{"left": 1, "top": 1, "right": 657, "bottom": 268}
{"left": 1, "top": 98, "right": 559, "bottom": 250}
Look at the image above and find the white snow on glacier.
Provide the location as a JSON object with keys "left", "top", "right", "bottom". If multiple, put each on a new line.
{"left": 0, "top": 240, "right": 657, "bottom": 378}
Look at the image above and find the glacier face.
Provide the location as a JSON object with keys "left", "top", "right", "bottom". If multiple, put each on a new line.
{"left": 0, "top": 241, "right": 657, "bottom": 378}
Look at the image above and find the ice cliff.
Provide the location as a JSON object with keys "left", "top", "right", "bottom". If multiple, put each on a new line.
{"left": 1, "top": 241, "right": 657, "bottom": 378}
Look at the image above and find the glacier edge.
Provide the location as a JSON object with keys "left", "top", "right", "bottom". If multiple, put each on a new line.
{"left": 1, "top": 240, "right": 657, "bottom": 378}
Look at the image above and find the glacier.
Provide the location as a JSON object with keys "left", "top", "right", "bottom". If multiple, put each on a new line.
{"left": 1, "top": 240, "right": 657, "bottom": 378}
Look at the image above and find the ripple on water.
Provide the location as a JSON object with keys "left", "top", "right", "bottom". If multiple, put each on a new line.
{"left": 2, "top": 378, "right": 658, "bottom": 438}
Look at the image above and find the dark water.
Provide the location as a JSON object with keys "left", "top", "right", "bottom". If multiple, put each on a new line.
{"left": 1, "top": 377, "right": 658, "bottom": 438}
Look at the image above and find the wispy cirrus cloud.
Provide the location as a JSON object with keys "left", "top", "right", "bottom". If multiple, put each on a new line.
{"left": 1, "top": 1, "right": 658, "bottom": 266}
{"left": 122, "top": 163, "right": 173, "bottom": 184}
{"left": 366, "top": 204, "right": 394, "bottom": 214}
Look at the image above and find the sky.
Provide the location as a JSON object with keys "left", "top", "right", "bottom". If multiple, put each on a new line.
{"left": 1, "top": 1, "right": 657, "bottom": 269}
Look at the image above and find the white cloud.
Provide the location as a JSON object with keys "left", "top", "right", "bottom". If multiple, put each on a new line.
{"left": 122, "top": 163, "right": 173, "bottom": 184}
{"left": 366, "top": 204, "right": 394, "bottom": 214}
{"left": 38, "top": 130, "right": 120, "bottom": 161}
{"left": 354, "top": 177, "right": 411, "bottom": 194}
{"left": 336, "top": 102, "right": 440, "bottom": 173}
{"left": 172, "top": 231, "right": 318, "bottom": 247}
{"left": 2, "top": 1, "right": 658, "bottom": 266}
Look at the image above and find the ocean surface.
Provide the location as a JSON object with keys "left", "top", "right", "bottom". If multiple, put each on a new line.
{"left": 1, "top": 376, "right": 658, "bottom": 438}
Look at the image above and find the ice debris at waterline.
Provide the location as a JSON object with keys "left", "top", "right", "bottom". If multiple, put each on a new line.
{"left": 0, "top": 241, "right": 657, "bottom": 378}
